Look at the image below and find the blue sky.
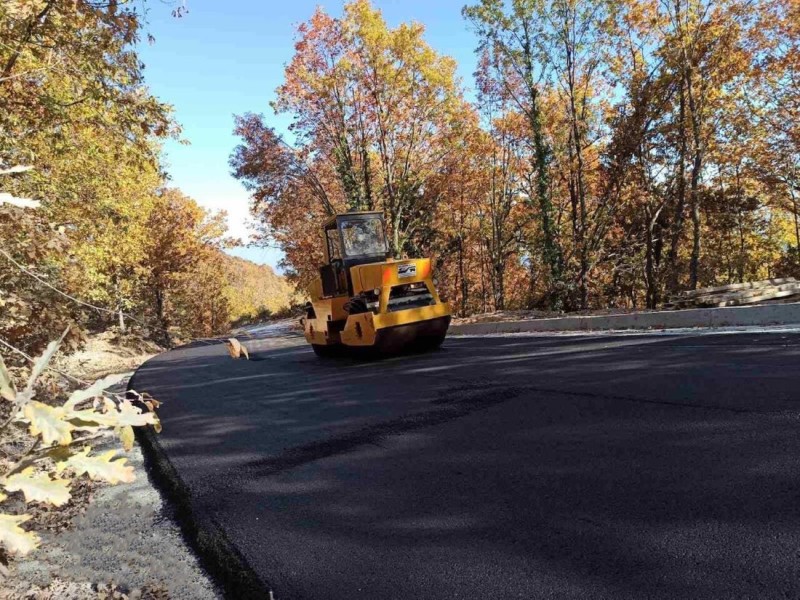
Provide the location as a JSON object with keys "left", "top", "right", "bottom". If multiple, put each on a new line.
{"left": 137, "top": 0, "right": 479, "bottom": 271}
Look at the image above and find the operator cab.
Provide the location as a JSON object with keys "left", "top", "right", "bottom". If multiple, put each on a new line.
{"left": 320, "top": 211, "right": 389, "bottom": 297}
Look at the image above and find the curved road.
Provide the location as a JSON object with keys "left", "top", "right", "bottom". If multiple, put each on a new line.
{"left": 130, "top": 325, "right": 800, "bottom": 600}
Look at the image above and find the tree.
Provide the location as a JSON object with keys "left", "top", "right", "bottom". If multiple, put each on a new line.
{"left": 234, "top": 0, "right": 469, "bottom": 289}
{"left": 470, "top": 47, "right": 532, "bottom": 310}
{"left": 223, "top": 255, "right": 298, "bottom": 324}
{"left": 0, "top": 0, "right": 173, "bottom": 169}
{"left": 231, "top": 113, "right": 334, "bottom": 292}
{"left": 233, "top": 0, "right": 800, "bottom": 313}
{"left": 142, "top": 189, "right": 231, "bottom": 344}
{"left": 464, "top": 0, "right": 568, "bottom": 310}
{"left": 746, "top": 0, "right": 800, "bottom": 265}
{"left": 0, "top": 0, "right": 179, "bottom": 351}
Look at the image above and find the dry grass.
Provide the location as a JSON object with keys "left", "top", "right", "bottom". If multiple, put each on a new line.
{"left": 52, "top": 331, "right": 163, "bottom": 383}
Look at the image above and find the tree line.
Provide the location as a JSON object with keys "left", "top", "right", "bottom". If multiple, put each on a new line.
{"left": 231, "top": 0, "right": 799, "bottom": 315}
{"left": 1, "top": 1, "right": 293, "bottom": 357}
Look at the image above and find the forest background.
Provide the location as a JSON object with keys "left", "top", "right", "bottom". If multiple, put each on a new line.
{"left": 3, "top": 0, "right": 799, "bottom": 357}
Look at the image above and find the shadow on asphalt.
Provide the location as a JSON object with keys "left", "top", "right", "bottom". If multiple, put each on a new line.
{"left": 131, "top": 331, "right": 800, "bottom": 599}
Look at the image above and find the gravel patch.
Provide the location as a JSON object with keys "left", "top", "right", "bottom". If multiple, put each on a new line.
{"left": 1, "top": 376, "right": 220, "bottom": 600}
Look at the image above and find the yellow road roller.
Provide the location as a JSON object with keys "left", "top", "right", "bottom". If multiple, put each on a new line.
{"left": 302, "top": 211, "right": 451, "bottom": 356}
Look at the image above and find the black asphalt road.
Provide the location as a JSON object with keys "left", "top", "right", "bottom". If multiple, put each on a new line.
{"left": 130, "top": 326, "right": 800, "bottom": 600}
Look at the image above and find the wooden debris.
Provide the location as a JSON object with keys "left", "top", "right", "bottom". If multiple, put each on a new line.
{"left": 666, "top": 278, "right": 800, "bottom": 309}
{"left": 225, "top": 338, "right": 250, "bottom": 360}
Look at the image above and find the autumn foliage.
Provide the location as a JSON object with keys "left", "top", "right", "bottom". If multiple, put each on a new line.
{"left": 0, "top": 1, "right": 296, "bottom": 359}
{"left": 232, "top": 0, "right": 800, "bottom": 314}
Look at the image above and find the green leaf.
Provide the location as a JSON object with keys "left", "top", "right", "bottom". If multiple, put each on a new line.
{"left": 24, "top": 327, "right": 70, "bottom": 395}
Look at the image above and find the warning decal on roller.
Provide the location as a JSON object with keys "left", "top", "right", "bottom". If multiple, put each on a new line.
{"left": 398, "top": 263, "right": 417, "bottom": 278}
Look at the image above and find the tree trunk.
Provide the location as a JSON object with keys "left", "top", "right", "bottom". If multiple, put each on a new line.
{"left": 667, "top": 78, "right": 688, "bottom": 292}
{"left": 565, "top": 34, "right": 589, "bottom": 309}
{"left": 689, "top": 178, "right": 701, "bottom": 289}
{"left": 155, "top": 287, "right": 171, "bottom": 347}
{"left": 478, "top": 236, "right": 488, "bottom": 314}
{"left": 527, "top": 258, "right": 538, "bottom": 309}
{"left": 493, "top": 258, "right": 505, "bottom": 311}
{"left": 532, "top": 141, "right": 563, "bottom": 311}
{"left": 645, "top": 206, "right": 658, "bottom": 309}
{"left": 686, "top": 69, "right": 702, "bottom": 291}
{"left": 459, "top": 234, "right": 468, "bottom": 317}
{"left": 391, "top": 210, "right": 402, "bottom": 258}
{"left": 113, "top": 276, "right": 126, "bottom": 333}
{"left": 521, "top": 24, "right": 564, "bottom": 311}
{"left": 737, "top": 217, "right": 745, "bottom": 283}
{"left": 790, "top": 186, "right": 799, "bottom": 255}
{"left": 458, "top": 187, "right": 469, "bottom": 316}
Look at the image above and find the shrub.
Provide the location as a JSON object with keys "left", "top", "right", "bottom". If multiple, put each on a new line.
{"left": 0, "top": 330, "right": 160, "bottom": 556}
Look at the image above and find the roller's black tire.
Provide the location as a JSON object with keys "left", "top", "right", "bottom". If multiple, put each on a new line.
{"left": 373, "top": 316, "right": 451, "bottom": 356}
{"left": 429, "top": 332, "right": 447, "bottom": 349}
{"left": 311, "top": 343, "right": 341, "bottom": 358}
{"left": 413, "top": 332, "right": 447, "bottom": 352}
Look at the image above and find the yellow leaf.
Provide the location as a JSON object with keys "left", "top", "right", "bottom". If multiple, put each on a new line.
{"left": 0, "top": 492, "right": 6, "bottom": 502}
{"left": 58, "top": 447, "right": 135, "bottom": 484}
{"left": 3, "top": 468, "right": 71, "bottom": 507}
{"left": 0, "top": 355, "right": 16, "bottom": 402}
{"left": 67, "top": 408, "right": 119, "bottom": 428}
{"left": 115, "top": 399, "right": 156, "bottom": 428}
{"left": 0, "top": 193, "right": 40, "bottom": 209}
{"left": 64, "top": 372, "right": 130, "bottom": 411}
{"left": 69, "top": 398, "right": 157, "bottom": 432}
{"left": 0, "top": 513, "right": 40, "bottom": 555}
{"left": 118, "top": 425, "right": 134, "bottom": 451}
{"left": 22, "top": 401, "right": 73, "bottom": 446}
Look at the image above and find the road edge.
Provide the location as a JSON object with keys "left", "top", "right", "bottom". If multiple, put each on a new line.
{"left": 130, "top": 360, "right": 272, "bottom": 600}
{"left": 450, "top": 302, "right": 800, "bottom": 335}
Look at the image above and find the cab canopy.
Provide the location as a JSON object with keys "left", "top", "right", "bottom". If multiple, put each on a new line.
{"left": 323, "top": 211, "right": 388, "bottom": 264}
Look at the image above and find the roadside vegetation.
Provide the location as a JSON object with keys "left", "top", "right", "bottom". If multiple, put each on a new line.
{"left": 232, "top": 0, "right": 800, "bottom": 315}
{"left": 1, "top": 1, "right": 296, "bottom": 361}
{"left": 0, "top": 0, "right": 289, "bottom": 587}
{"left": 0, "top": 333, "right": 158, "bottom": 556}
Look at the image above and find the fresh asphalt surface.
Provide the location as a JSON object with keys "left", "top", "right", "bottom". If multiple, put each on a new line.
{"left": 130, "top": 325, "right": 800, "bottom": 599}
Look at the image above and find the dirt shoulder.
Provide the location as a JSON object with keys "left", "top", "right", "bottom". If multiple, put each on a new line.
{"left": 52, "top": 330, "right": 164, "bottom": 382}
